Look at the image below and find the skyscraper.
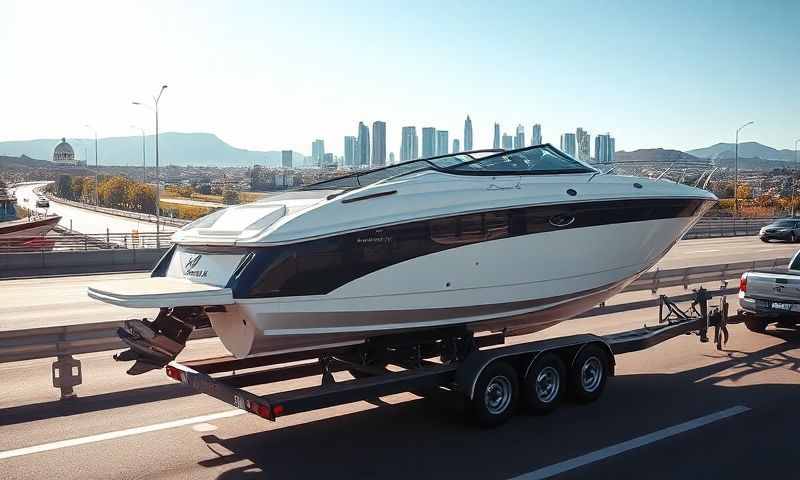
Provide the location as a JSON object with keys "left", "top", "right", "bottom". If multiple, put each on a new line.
{"left": 531, "top": 124, "right": 542, "bottom": 145}
{"left": 389, "top": 152, "right": 395, "bottom": 164}
{"left": 493, "top": 123, "right": 501, "bottom": 149}
{"left": 576, "top": 128, "right": 590, "bottom": 163}
{"left": 372, "top": 121, "right": 386, "bottom": 167}
{"left": 357, "top": 122, "right": 370, "bottom": 168}
{"left": 594, "top": 133, "right": 616, "bottom": 164}
{"left": 323, "top": 152, "right": 334, "bottom": 166}
{"left": 344, "top": 136, "right": 357, "bottom": 167}
{"left": 453, "top": 138, "right": 460, "bottom": 153}
{"left": 400, "top": 126, "right": 419, "bottom": 162}
{"left": 281, "top": 150, "right": 293, "bottom": 168}
{"left": 422, "top": 127, "right": 436, "bottom": 158}
{"left": 311, "top": 139, "right": 325, "bottom": 166}
{"left": 560, "top": 133, "right": 577, "bottom": 156}
{"left": 464, "top": 115, "right": 473, "bottom": 151}
{"left": 501, "top": 133, "right": 513, "bottom": 150}
{"left": 514, "top": 124, "right": 525, "bottom": 149}
{"left": 436, "top": 130, "right": 449, "bottom": 155}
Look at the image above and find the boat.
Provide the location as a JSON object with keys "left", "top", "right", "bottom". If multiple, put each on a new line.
{"left": 0, "top": 185, "right": 61, "bottom": 245}
{"left": 87, "top": 144, "right": 717, "bottom": 374}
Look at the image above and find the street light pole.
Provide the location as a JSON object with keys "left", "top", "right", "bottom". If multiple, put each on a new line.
{"left": 734, "top": 121, "right": 754, "bottom": 228}
{"left": 794, "top": 138, "right": 800, "bottom": 217}
{"left": 133, "top": 84, "right": 167, "bottom": 248}
{"left": 84, "top": 124, "right": 99, "bottom": 207}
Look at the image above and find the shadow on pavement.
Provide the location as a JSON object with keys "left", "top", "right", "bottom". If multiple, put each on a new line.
{"left": 193, "top": 331, "right": 800, "bottom": 480}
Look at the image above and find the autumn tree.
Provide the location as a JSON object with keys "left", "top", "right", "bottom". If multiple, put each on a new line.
{"left": 222, "top": 188, "right": 240, "bottom": 205}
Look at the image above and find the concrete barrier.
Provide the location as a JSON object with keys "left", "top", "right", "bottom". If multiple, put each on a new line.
{"left": 0, "top": 248, "right": 167, "bottom": 278}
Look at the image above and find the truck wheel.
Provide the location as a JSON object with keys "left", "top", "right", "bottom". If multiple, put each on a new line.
{"left": 744, "top": 316, "right": 768, "bottom": 333}
{"left": 760, "top": 238, "right": 770, "bottom": 243}
{"left": 791, "top": 233, "right": 797, "bottom": 243}
{"left": 470, "top": 361, "right": 518, "bottom": 428}
{"left": 569, "top": 345, "right": 610, "bottom": 403}
{"left": 523, "top": 353, "right": 566, "bottom": 414}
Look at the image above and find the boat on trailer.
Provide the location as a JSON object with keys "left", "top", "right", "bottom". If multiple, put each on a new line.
{"left": 86, "top": 144, "right": 716, "bottom": 374}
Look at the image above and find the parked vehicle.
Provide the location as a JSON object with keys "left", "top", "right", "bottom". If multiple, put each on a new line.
{"left": 738, "top": 251, "right": 800, "bottom": 332}
{"left": 35, "top": 197, "right": 49, "bottom": 208}
{"left": 759, "top": 218, "right": 800, "bottom": 243}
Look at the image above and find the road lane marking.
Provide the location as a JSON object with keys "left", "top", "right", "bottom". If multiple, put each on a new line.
{"left": 687, "top": 249, "right": 720, "bottom": 254}
{"left": 0, "top": 409, "right": 245, "bottom": 460}
{"left": 509, "top": 405, "right": 750, "bottom": 480}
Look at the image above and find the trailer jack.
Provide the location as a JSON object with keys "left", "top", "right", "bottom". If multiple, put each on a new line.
{"left": 658, "top": 286, "right": 730, "bottom": 350}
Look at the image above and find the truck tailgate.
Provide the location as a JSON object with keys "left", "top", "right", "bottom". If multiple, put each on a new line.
{"left": 746, "top": 271, "right": 800, "bottom": 302}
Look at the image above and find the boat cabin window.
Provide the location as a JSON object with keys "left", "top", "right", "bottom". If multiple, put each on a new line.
{"left": 448, "top": 145, "right": 594, "bottom": 175}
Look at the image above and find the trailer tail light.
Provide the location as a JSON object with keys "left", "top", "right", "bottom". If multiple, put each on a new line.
{"left": 246, "top": 400, "right": 273, "bottom": 420}
{"left": 272, "top": 404, "right": 285, "bottom": 416}
{"left": 165, "top": 365, "right": 183, "bottom": 382}
{"left": 739, "top": 273, "right": 748, "bottom": 294}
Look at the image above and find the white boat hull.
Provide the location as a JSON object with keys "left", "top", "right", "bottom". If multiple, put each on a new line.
{"left": 209, "top": 215, "right": 694, "bottom": 358}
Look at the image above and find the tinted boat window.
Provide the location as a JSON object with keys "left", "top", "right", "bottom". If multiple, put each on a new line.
{"left": 450, "top": 145, "right": 593, "bottom": 175}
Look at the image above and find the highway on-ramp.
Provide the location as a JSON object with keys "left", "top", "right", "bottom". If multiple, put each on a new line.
{"left": 12, "top": 182, "right": 174, "bottom": 235}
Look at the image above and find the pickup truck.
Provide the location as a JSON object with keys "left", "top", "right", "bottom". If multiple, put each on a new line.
{"left": 739, "top": 251, "right": 800, "bottom": 332}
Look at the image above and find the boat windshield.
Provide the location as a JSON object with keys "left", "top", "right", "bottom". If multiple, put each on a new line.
{"left": 446, "top": 145, "right": 595, "bottom": 175}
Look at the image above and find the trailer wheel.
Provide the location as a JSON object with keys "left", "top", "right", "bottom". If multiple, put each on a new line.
{"left": 523, "top": 353, "right": 566, "bottom": 414}
{"left": 570, "top": 345, "right": 609, "bottom": 403}
{"left": 744, "top": 316, "right": 768, "bottom": 333}
{"left": 470, "top": 361, "right": 518, "bottom": 428}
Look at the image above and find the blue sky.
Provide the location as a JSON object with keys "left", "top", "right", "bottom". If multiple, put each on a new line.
{"left": 1, "top": 0, "right": 798, "bottom": 157}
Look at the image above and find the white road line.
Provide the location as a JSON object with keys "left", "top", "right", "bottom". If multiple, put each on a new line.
{"left": 687, "top": 249, "right": 720, "bottom": 254}
{"left": 509, "top": 405, "right": 750, "bottom": 480}
{"left": 0, "top": 409, "right": 245, "bottom": 460}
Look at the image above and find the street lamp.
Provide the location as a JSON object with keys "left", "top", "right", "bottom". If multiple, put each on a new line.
{"left": 734, "top": 121, "right": 754, "bottom": 223}
{"left": 133, "top": 84, "right": 167, "bottom": 248}
{"left": 84, "top": 124, "right": 99, "bottom": 207}
{"left": 794, "top": 138, "right": 800, "bottom": 217}
{"left": 130, "top": 125, "right": 146, "bottom": 182}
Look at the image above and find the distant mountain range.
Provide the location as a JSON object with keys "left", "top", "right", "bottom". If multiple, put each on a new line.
{"left": 0, "top": 133, "right": 305, "bottom": 167}
{"left": 686, "top": 142, "right": 795, "bottom": 161}
{"left": 614, "top": 148, "right": 700, "bottom": 162}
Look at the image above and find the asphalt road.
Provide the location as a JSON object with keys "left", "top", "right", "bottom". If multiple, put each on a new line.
{"left": 0, "top": 299, "right": 797, "bottom": 480}
{"left": 12, "top": 183, "right": 171, "bottom": 234}
{"left": 0, "top": 234, "right": 796, "bottom": 331}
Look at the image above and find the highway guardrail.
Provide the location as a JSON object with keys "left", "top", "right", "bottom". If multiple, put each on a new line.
{"left": 0, "top": 257, "right": 789, "bottom": 399}
{"left": 683, "top": 217, "right": 777, "bottom": 239}
{"left": 45, "top": 193, "right": 191, "bottom": 228}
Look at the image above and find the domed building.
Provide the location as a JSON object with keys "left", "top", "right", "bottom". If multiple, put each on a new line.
{"left": 53, "top": 137, "right": 77, "bottom": 166}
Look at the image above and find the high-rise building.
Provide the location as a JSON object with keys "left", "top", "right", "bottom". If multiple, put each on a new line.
{"left": 344, "top": 136, "right": 357, "bottom": 167}
{"left": 531, "top": 124, "right": 542, "bottom": 145}
{"left": 464, "top": 115, "right": 473, "bottom": 151}
{"left": 493, "top": 123, "right": 501, "bottom": 149}
{"left": 422, "top": 127, "right": 436, "bottom": 158}
{"left": 281, "top": 150, "right": 293, "bottom": 168}
{"left": 576, "top": 128, "right": 590, "bottom": 163}
{"left": 357, "top": 121, "right": 370, "bottom": 168}
{"left": 436, "top": 130, "right": 449, "bottom": 155}
{"left": 311, "top": 139, "right": 325, "bottom": 166}
{"left": 323, "top": 152, "right": 334, "bottom": 166}
{"left": 514, "top": 124, "right": 525, "bottom": 149}
{"left": 560, "top": 133, "right": 577, "bottom": 157}
{"left": 501, "top": 133, "right": 513, "bottom": 150}
{"left": 389, "top": 152, "right": 395, "bottom": 164}
{"left": 372, "top": 121, "right": 386, "bottom": 167}
{"left": 594, "top": 133, "right": 616, "bottom": 164}
{"left": 453, "top": 138, "right": 460, "bottom": 153}
{"left": 400, "top": 126, "right": 419, "bottom": 162}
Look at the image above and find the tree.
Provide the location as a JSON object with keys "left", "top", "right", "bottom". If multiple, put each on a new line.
{"left": 70, "top": 177, "right": 85, "bottom": 201}
{"left": 736, "top": 184, "right": 752, "bottom": 200}
{"left": 176, "top": 185, "right": 195, "bottom": 198}
{"left": 196, "top": 183, "right": 212, "bottom": 195}
{"left": 98, "top": 176, "right": 131, "bottom": 208}
{"left": 126, "top": 183, "right": 157, "bottom": 214}
{"left": 222, "top": 188, "right": 240, "bottom": 205}
{"left": 55, "top": 175, "right": 72, "bottom": 198}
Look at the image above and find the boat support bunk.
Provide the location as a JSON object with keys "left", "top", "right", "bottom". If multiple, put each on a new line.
{"left": 164, "top": 287, "right": 731, "bottom": 428}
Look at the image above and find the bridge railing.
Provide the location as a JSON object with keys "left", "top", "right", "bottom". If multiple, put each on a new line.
{"left": 0, "top": 230, "right": 174, "bottom": 253}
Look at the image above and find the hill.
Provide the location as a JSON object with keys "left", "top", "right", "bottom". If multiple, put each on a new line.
{"left": 0, "top": 154, "right": 53, "bottom": 169}
{"left": 0, "top": 133, "right": 306, "bottom": 167}
{"left": 614, "top": 148, "right": 699, "bottom": 162}
{"left": 687, "top": 142, "right": 794, "bottom": 161}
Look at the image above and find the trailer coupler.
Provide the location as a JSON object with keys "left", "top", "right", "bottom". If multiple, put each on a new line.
{"left": 114, "top": 307, "right": 207, "bottom": 375}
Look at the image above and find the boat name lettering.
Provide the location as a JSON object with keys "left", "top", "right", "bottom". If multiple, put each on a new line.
{"left": 184, "top": 254, "right": 209, "bottom": 278}
{"left": 356, "top": 235, "right": 392, "bottom": 244}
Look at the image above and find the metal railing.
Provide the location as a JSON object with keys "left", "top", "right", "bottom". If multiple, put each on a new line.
{"left": 45, "top": 193, "right": 191, "bottom": 228}
{"left": 0, "top": 230, "right": 174, "bottom": 253}
{"left": 0, "top": 257, "right": 788, "bottom": 399}
{"left": 683, "top": 217, "right": 776, "bottom": 239}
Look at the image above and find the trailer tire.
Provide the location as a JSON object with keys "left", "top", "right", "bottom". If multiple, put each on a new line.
{"left": 570, "top": 345, "right": 609, "bottom": 403}
{"left": 469, "top": 361, "right": 518, "bottom": 428}
{"left": 523, "top": 353, "right": 566, "bottom": 414}
{"left": 744, "top": 316, "right": 769, "bottom": 333}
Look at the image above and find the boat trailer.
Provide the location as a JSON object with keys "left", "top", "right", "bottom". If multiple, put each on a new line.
{"left": 163, "top": 287, "right": 730, "bottom": 428}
